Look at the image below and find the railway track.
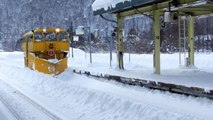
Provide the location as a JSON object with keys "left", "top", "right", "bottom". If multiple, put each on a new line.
{"left": 0, "top": 95, "right": 21, "bottom": 120}
{"left": 0, "top": 79, "right": 62, "bottom": 120}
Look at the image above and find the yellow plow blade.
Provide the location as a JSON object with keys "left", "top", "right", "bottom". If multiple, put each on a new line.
{"left": 28, "top": 53, "right": 68, "bottom": 75}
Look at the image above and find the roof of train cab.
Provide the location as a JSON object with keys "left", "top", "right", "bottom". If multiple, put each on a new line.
{"left": 34, "top": 28, "right": 65, "bottom": 32}
{"left": 33, "top": 28, "right": 66, "bottom": 33}
{"left": 23, "top": 28, "right": 67, "bottom": 37}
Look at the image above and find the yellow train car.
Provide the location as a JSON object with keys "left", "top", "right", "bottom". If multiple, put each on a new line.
{"left": 22, "top": 28, "right": 70, "bottom": 74}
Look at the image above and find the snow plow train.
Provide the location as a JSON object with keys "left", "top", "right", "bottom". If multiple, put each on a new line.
{"left": 21, "top": 28, "right": 69, "bottom": 74}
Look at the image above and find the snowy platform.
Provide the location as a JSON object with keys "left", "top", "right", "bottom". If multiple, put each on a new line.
{"left": 72, "top": 67, "right": 213, "bottom": 99}
{"left": 70, "top": 49, "right": 213, "bottom": 99}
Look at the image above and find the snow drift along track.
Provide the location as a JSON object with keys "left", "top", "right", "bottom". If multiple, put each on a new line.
{"left": 0, "top": 79, "right": 62, "bottom": 120}
{"left": 73, "top": 69, "right": 213, "bottom": 99}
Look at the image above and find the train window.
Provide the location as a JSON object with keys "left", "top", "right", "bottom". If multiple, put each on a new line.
{"left": 23, "top": 37, "right": 27, "bottom": 42}
{"left": 59, "top": 32, "right": 68, "bottom": 41}
{"left": 34, "top": 32, "right": 43, "bottom": 41}
{"left": 29, "top": 35, "right": 33, "bottom": 42}
{"left": 45, "top": 32, "right": 56, "bottom": 41}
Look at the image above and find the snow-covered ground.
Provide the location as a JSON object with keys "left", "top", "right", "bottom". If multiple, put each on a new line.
{"left": 0, "top": 101, "right": 16, "bottom": 120}
{"left": 0, "top": 49, "right": 213, "bottom": 120}
{"left": 71, "top": 49, "right": 213, "bottom": 90}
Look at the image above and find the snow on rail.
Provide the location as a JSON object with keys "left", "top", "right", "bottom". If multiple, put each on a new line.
{"left": 0, "top": 96, "right": 20, "bottom": 120}
{"left": 0, "top": 80, "right": 62, "bottom": 120}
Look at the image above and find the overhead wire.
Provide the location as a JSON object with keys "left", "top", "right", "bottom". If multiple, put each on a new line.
{"left": 100, "top": 14, "right": 117, "bottom": 23}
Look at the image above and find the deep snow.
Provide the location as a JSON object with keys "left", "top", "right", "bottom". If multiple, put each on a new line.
{"left": 0, "top": 49, "right": 213, "bottom": 120}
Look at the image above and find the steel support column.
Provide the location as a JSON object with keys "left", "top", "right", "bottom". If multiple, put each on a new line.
{"left": 153, "top": 9, "right": 161, "bottom": 74}
{"left": 178, "top": 17, "right": 181, "bottom": 65}
{"left": 117, "top": 13, "right": 124, "bottom": 69}
{"left": 188, "top": 16, "right": 195, "bottom": 66}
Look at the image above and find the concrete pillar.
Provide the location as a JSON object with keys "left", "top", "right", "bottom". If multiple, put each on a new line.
{"left": 117, "top": 13, "right": 124, "bottom": 69}
{"left": 153, "top": 9, "right": 161, "bottom": 74}
{"left": 188, "top": 16, "right": 195, "bottom": 66}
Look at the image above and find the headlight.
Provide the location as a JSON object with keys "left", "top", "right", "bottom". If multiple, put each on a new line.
{"left": 43, "top": 29, "right": 46, "bottom": 32}
{"left": 56, "top": 28, "right": 60, "bottom": 32}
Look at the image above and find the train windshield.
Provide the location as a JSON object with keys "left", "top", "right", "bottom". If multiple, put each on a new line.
{"left": 34, "top": 32, "right": 68, "bottom": 41}
{"left": 34, "top": 32, "right": 43, "bottom": 41}
{"left": 59, "top": 32, "right": 68, "bottom": 41}
{"left": 45, "top": 32, "right": 56, "bottom": 41}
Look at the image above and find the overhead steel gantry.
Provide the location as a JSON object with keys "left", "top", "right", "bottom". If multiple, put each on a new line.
{"left": 93, "top": 0, "right": 213, "bottom": 74}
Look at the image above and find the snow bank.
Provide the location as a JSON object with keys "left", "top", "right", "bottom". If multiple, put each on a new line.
{"left": 1, "top": 51, "right": 213, "bottom": 119}
{"left": 0, "top": 65, "right": 210, "bottom": 120}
